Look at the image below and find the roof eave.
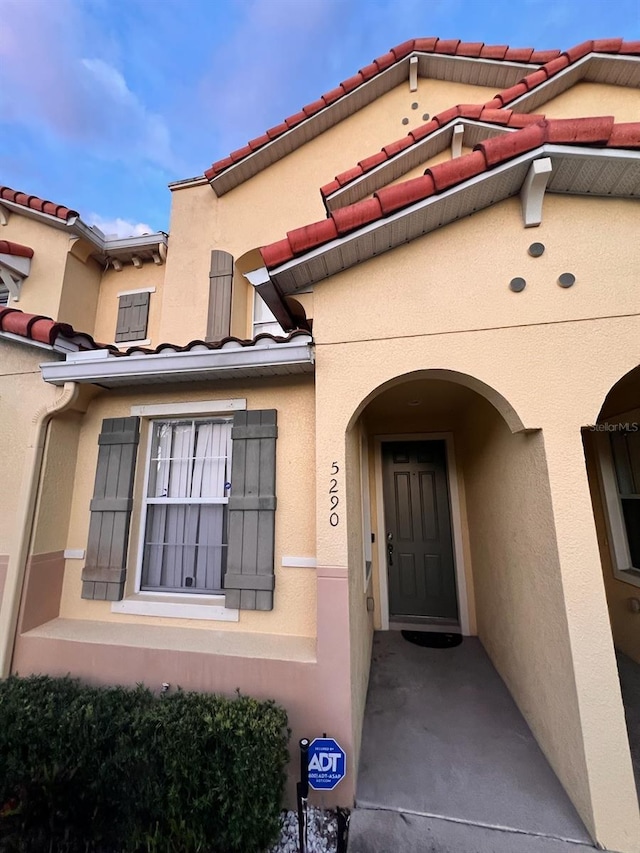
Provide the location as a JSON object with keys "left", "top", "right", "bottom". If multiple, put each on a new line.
{"left": 40, "top": 337, "right": 315, "bottom": 388}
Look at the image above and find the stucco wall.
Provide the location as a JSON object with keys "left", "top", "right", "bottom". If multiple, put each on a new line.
{"left": 94, "top": 262, "right": 166, "bottom": 347}
{"left": 60, "top": 377, "right": 317, "bottom": 639}
{"left": 541, "top": 80, "right": 640, "bottom": 123}
{"left": 161, "top": 79, "right": 496, "bottom": 345}
{"left": 458, "top": 395, "right": 593, "bottom": 830}
{"left": 0, "top": 340, "right": 61, "bottom": 554}
{"left": 58, "top": 253, "right": 101, "bottom": 335}
{"left": 306, "top": 188, "right": 640, "bottom": 849}
{"left": 0, "top": 217, "right": 70, "bottom": 320}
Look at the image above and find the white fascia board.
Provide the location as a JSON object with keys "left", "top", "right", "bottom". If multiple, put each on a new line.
{"left": 0, "top": 253, "right": 31, "bottom": 277}
{"left": 0, "top": 331, "right": 59, "bottom": 353}
{"left": 40, "top": 338, "right": 315, "bottom": 386}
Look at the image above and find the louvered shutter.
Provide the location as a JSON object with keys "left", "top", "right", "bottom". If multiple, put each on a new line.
{"left": 81, "top": 417, "right": 140, "bottom": 601}
{"left": 224, "top": 410, "right": 277, "bottom": 610}
{"left": 207, "top": 250, "right": 233, "bottom": 341}
{"left": 115, "top": 292, "right": 150, "bottom": 342}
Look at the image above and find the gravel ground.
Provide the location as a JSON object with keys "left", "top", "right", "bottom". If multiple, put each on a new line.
{"left": 267, "top": 807, "right": 347, "bottom": 853}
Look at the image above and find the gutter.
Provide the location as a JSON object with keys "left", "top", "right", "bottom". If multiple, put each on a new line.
{"left": 40, "top": 337, "right": 315, "bottom": 387}
{"left": 0, "top": 381, "right": 79, "bottom": 678}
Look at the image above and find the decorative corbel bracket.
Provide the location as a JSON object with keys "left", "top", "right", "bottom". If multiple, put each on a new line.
{"left": 451, "top": 124, "right": 464, "bottom": 159}
{"left": 520, "top": 157, "right": 553, "bottom": 228}
{"left": 409, "top": 56, "right": 418, "bottom": 92}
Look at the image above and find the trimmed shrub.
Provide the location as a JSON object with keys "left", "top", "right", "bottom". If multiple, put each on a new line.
{"left": 0, "top": 675, "right": 289, "bottom": 852}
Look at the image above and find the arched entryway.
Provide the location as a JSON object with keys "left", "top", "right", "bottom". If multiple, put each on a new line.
{"left": 583, "top": 364, "right": 640, "bottom": 801}
{"left": 347, "top": 370, "right": 594, "bottom": 846}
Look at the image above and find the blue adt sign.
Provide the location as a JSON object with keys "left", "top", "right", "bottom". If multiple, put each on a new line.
{"left": 307, "top": 737, "right": 346, "bottom": 791}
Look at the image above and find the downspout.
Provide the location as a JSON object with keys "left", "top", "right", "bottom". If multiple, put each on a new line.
{"left": 0, "top": 381, "right": 79, "bottom": 678}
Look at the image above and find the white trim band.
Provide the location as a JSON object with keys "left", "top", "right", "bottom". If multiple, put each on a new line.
{"left": 131, "top": 399, "right": 246, "bottom": 417}
{"left": 281, "top": 556, "right": 317, "bottom": 568}
{"left": 111, "top": 594, "right": 239, "bottom": 622}
{"left": 116, "top": 287, "right": 156, "bottom": 297}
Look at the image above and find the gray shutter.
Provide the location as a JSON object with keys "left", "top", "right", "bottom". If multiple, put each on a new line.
{"left": 207, "top": 250, "right": 233, "bottom": 342}
{"left": 224, "top": 410, "right": 277, "bottom": 610}
{"left": 115, "top": 292, "right": 150, "bottom": 342}
{"left": 81, "top": 417, "right": 140, "bottom": 601}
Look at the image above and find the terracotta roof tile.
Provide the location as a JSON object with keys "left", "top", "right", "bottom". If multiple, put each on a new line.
{"left": 426, "top": 150, "right": 486, "bottom": 192}
{"left": 529, "top": 49, "right": 562, "bottom": 62}
{"left": 562, "top": 40, "right": 594, "bottom": 63}
{"left": 206, "top": 38, "right": 639, "bottom": 184}
{"left": 0, "top": 308, "right": 106, "bottom": 349}
{"left": 332, "top": 197, "right": 383, "bottom": 236}
{"left": 409, "top": 119, "right": 440, "bottom": 143}
{"left": 287, "top": 218, "right": 339, "bottom": 254}
{"left": 261, "top": 119, "right": 640, "bottom": 270}
{"left": 608, "top": 123, "right": 640, "bottom": 147}
{"left": 0, "top": 308, "right": 312, "bottom": 357}
{"left": 455, "top": 42, "right": 484, "bottom": 58}
{"left": 435, "top": 39, "right": 461, "bottom": 55}
{"left": 475, "top": 121, "right": 547, "bottom": 166}
{"left": 358, "top": 151, "right": 388, "bottom": 172}
{"left": 480, "top": 45, "right": 509, "bottom": 59}
{"left": 336, "top": 165, "right": 364, "bottom": 187}
{"left": 504, "top": 47, "right": 535, "bottom": 62}
{"left": 619, "top": 41, "right": 640, "bottom": 54}
{"left": 375, "top": 174, "right": 436, "bottom": 215}
{"left": 433, "top": 106, "right": 461, "bottom": 127}
{"left": 545, "top": 115, "right": 614, "bottom": 144}
{"left": 320, "top": 179, "right": 341, "bottom": 197}
{"left": 0, "top": 186, "right": 78, "bottom": 221}
{"left": 0, "top": 240, "right": 34, "bottom": 259}
{"left": 382, "top": 136, "right": 414, "bottom": 157}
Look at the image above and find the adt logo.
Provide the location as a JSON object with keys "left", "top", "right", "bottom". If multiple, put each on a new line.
{"left": 307, "top": 738, "right": 346, "bottom": 791}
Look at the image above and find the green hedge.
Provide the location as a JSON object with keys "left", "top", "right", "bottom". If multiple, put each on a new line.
{"left": 0, "top": 675, "right": 289, "bottom": 852}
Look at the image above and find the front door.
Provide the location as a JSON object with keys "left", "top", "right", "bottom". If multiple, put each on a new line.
{"left": 382, "top": 440, "right": 458, "bottom": 621}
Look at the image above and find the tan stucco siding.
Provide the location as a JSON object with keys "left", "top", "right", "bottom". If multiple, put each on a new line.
{"left": 459, "top": 396, "right": 592, "bottom": 829}
{"left": 32, "top": 415, "right": 82, "bottom": 556}
{"left": 94, "top": 263, "right": 165, "bottom": 347}
{"left": 57, "top": 253, "right": 101, "bottom": 336}
{"left": 161, "top": 80, "right": 497, "bottom": 345}
{"left": 540, "top": 81, "right": 640, "bottom": 123}
{"left": 311, "top": 194, "right": 639, "bottom": 352}
{"left": 0, "top": 340, "right": 60, "bottom": 554}
{"left": 0, "top": 218, "right": 70, "bottom": 320}
{"left": 60, "top": 377, "right": 317, "bottom": 639}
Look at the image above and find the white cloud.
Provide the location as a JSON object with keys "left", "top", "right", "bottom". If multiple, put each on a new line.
{"left": 0, "top": 0, "right": 179, "bottom": 172}
{"left": 88, "top": 214, "right": 154, "bottom": 239}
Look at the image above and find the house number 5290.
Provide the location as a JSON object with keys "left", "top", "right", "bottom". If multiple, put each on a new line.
{"left": 329, "top": 462, "right": 340, "bottom": 527}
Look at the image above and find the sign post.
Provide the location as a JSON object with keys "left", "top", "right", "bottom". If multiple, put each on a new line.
{"left": 307, "top": 737, "right": 346, "bottom": 791}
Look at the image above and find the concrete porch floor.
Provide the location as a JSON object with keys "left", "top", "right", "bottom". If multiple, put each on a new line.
{"left": 354, "top": 632, "right": 591, "bottom": 846}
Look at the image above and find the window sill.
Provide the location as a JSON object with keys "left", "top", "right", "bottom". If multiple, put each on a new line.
{"left": 111, "top": 593, "right": 239, "bottom": 622}
{"left": 613, "top": 568, "right": 640, "bottom": 589}
{"left": 114, "top": 339, "right": 151, "bottom": 349}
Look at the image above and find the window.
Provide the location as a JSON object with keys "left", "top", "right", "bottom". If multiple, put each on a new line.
{"left": 116, "top": 291, "right": 150, "bottom": 343}
{"left": 597, "top": 422, "right": 640, "bottom": 586}
{"left": 139, "top": 417, "right": 232, "bottom": 594}
{"left": 0, "top": 283, "right": 8, "bottom": 306}
{"left": 253, "top": 293, "right": 282, "bottom": 337}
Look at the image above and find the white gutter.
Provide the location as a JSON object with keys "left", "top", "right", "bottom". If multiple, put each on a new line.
{"left": 0, "top": 381, "right": 79, "bottom": 678}
{"left": 40, "top": 337, "right": 315, "bottom": 386}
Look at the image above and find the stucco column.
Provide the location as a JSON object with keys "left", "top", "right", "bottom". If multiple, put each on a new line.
{"left": 542, "top": 419, "right": 640, "bottom": 852}
{"left": 312, "top": 368, "right": 355, "bottom": 804}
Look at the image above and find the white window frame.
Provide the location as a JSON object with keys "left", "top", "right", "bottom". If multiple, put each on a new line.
{"left": 111, "top": 399, "right": 246, "bottom": 621}
{"left": 136, "top": 416, "right": 232, "bottom": 595}
{"left": 594, "top": 415, "right": 640, "bottom": 589}
{"left": 253, "top": 290, "right": 282, "bottom": 337}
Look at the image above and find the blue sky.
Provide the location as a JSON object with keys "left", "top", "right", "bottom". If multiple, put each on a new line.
{"left": 1, "top": 0, "right": 638, "bottom": 236}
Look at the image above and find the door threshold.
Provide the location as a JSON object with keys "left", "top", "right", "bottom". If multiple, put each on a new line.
{"left": 389, "top": 619, "right": 460, "bottom": 634}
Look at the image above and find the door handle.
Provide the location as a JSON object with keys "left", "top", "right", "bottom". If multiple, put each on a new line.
{"left": 387, "top": 541, "right": 394, "bottom": 566}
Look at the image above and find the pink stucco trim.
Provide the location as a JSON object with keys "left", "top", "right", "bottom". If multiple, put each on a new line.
{"left": 0, "top": 555, "right": 8, "bottom": 611}
{"left": 18, "top": 551, "right": 65, "bottom": 634}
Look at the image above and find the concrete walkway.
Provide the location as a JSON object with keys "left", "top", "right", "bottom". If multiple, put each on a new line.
{"left": 351, "top": 632, "right": 592, "bottom": 851}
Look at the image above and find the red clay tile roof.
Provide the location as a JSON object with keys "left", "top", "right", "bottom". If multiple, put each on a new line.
{"left": 323, "top": 106, "right": 547, "bottom": 197}
{"left": 0, "top": 308, "right": 312, "bottom": 356}
{"left": 0, "top": 186, "right": 78, "bottom": 221}
{"left": 205, "top": 38, "right": 638, "bottom": 183}
{"left": 260, "top": 117, "right": 640, "bottom": 269}
{"left": 0, "top": 240, "right": 34, "bottom": 259}
{"left": 0, "top": 308, "right": 106, "bottom": 349}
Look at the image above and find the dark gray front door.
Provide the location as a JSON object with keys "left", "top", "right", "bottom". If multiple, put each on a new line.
{"left": 382, "top": 440, "right": 458, "bottom": 621}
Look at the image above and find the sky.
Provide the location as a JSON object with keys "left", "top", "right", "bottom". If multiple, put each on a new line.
{"left": 0, "top": 0, "right": 638, "bottom": 237}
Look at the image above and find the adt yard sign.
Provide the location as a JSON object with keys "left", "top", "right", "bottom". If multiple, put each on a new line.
{"left": 307, "top": 737, "right": 346, "bottom": 791}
